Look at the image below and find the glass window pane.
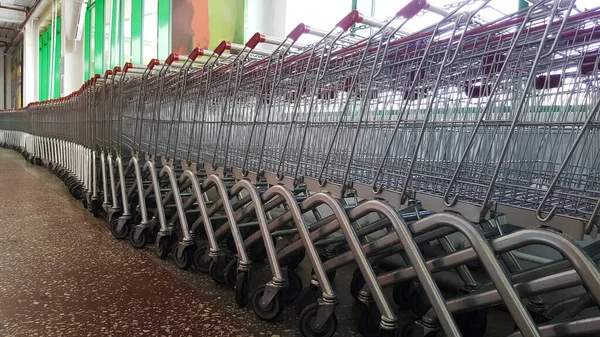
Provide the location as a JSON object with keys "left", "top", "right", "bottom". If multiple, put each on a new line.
{"left": 90, "top": 6, "right": 95, "bottom": 75}
{"left": 143, "top": 0, "right": 158, "bottom": 64}
{"left": 105, "top": 0, "right": 112, "bottom": 69}
{"left": 124, "top": 0, "right": 131, "bottom": 62}
{"left": 285, "top": 0, "right": 351, "bottom": 43}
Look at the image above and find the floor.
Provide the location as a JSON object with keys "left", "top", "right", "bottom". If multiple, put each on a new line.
{"left": 0, "top": 148, "right": 514, "bottom": 337}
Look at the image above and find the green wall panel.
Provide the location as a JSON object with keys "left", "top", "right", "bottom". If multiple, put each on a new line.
{"left": 131, "top": 0, "right": 142, "bottom": 64}
{"left": 84, "top": 9, "right": 91, "bottom": 80}
{"left": 158, "top": 0, "right": 171, "bottom": 60}
{"left": 54, "top": 17, "right": 62, "bottom": 99}
{"left": 111, "top": 0, "right": 121, "bottom": 67}
{"left": 94, "top": 0, "right": 105, "bottom": 74}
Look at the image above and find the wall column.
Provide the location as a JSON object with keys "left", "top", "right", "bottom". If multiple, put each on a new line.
{"left": 23, "top": 18, "right": 39, "bottom": 105}
{"left": 246, "top": 0, "right": 287, "bottom": 45}
{"left": 4, "top": 55, "right": 11, "bottom": 109}
{"left": 62, "top": 0, "right": 85, "bottom": 95}
{"left": 0, "top": 51, "right": 4, "bottom": 109}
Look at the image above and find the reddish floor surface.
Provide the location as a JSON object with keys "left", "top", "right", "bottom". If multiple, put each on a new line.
{"left": 0, "top": 150, "right": 252, "bottom": 337}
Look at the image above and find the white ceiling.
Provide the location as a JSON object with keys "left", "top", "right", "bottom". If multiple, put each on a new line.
{"left": 0, "top": 0, "right": 37, "bottom": 42}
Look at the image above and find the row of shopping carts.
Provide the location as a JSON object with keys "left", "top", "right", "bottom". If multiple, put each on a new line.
{"left": 2, "top": 0, "right": 600, "bottom": 336}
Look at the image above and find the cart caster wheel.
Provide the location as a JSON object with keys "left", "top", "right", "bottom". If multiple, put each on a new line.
{"left": 193, "top": 242, "right": 211, "bottom": 273}
{"left": 110, "top": 218, "right": 130, "bottom": 239}
{"left": 174, "top": 244, "right": 195, "bottom": 270}
{"left": 410, "top": 284, "right": 430, "bottom": 317}
{"left": 90, "top": 200, "right": 100, "bottom": 217}
{"left": 156, "top": 236, "right": 173, "bottom": 258}
{"left": 209, "top": 256, "right": 231, "bottom": 284}
{"left": 248, "top": 236, "right": 276, "bottom": 262}
{"left": 392, "top": 281, "right": 413, "bottom": 309}
{"left": 401, "top": 324, "right": 414, "bottom": 337}
{"left": 129, "top": 227, "right": 148, "bottom": 249}
{"left": 379, "top": 329, "right": 401, "bottom": 337}
{"left": 248, "top": 242, "right": 267, "bottom": 262}
{"left": 295, "top": 286, "right": 320, "bottom": 317}
{"left": 278, "top": 245, "right": 305, "bottom": 270}
{"left": 357, "top": 304, "right": 381, "bottom": 337}
{"left": 455, "top": 309, "right": 488, "bottom": 337}
{"left": 225, "top": 257, "right": 238, "bottom": 288}
{"left": 235, "top": 270, "right": 249, "bottom": 307}
{"left": 311, "top": 267, "right": 336, "bottom": 283}
{"left": 299, "top": 303, "right": 337, "bottom": 337}
{"left": 281, "top": 270, "right": 303, "bottom": 303}
{"left": 351, "top": 267, "right": 366, "bottom": 300}
{"left": 82, "top": 197, "right": 88, "bottom": 209}
{"left": 251, "top": 285, "right": 284, "bottom": 321}
{"left": 225, "top": 228, "right": 251, "bottom": 254}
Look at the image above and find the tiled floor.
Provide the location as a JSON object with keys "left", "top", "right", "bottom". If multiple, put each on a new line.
{"left": 0, "top": 148, "right": 515, "bottom": 337}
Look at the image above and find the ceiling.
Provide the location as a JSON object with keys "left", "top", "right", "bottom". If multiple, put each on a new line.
{"left": 0, "top": 0, "right": 52, "bottom": 49}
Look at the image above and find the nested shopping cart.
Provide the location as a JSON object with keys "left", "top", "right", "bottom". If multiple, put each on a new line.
{"left": 0, "top": 1, "right": 600, "bottom": 337}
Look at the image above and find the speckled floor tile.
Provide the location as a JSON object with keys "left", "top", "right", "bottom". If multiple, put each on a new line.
{"left": 0, "top": 149, "right": 515, "bottom": 337}
{"left": 0, "top": 150, "right": 251, "bottom": 337}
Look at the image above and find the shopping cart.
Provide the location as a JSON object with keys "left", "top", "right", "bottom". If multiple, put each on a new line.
{"left": 1, "top": 1, "right": 600, "bottom": 337}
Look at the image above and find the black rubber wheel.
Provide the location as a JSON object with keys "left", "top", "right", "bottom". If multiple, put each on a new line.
{"left": 235, "top": 270, "right": 249, "bottom": 308}
{"left": 209, "top": 256, "right": 231, "bottom": 284}
{"left": 225, "top": 257, "right": 238, "bottom": 288}
{"left": 409, "top": 283, "right": 430, "bottom": 317}
{"left": 156, "top": 235, "right": 172, "bottom": 258}
{"left": 351, "top": 267, "right": 366, "bottom": 300}
{"left": 82, "top": 197, "right": 88, "bottom": 210}
{"left": 129, "top": 227, "right": 148, "bottom": 249}
{"left": 174, "top": 244, "right": 195, "bottom": 270}
{"left": 357, "top": 304, "right": 381, "bottom": 337}
{"left": 251, "top": 285, "right": 284, "bottom": 321}
{"left": 311, "top": 267, "right": 336, "bottom": 283}
{"left": 392, "top": 281, "right": 413, "bottom": 309}
{"left": 281, "top": 270, "right": 303, "bottom": 303}
{"left": 379, "top": 328, "right": 401, "bottom": 337}
{"left": 299, "top": 303, "right": 337, "bottom": 337}
{"left": 401, "top": 324, "right": 414, "bottom": 337}
{"left": 193, "top": 242, "right": 211, "bottom": 273}
{"left": 110, "top": 218, "right": 130, "bottom": 240}
{"left": 226, "top": 228, "right": 252, "bottom": 254}
{"left": 278, "top": 245, "right": 305, "bottom": 270}
{"left": 248, "top": 236, "right": 276, "bottom": 262}
{"left": 455, "top": 308, "right": 488, "bottom": 337}
{"left": 295, "top": 286, "right": 320, "bottom": 317}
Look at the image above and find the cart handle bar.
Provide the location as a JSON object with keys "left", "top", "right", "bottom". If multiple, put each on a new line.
{"left": 246, "top": 32, "right": 299, "bottom": 49}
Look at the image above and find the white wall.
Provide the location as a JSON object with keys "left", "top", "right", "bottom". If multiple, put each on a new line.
{"left": 246, "top": 0, "right": 287, "bottom": 39}
{"left": 0, "top": 51, "right": 4, "bottom": 109}
{"left": 4, "top": 54, "right": 11, "bottom": 109}
{"left": 61, "top": 0, "right": 85, "bottom": 95}
{"left": 23, "top": 18, "right": 39, "bottom": 105}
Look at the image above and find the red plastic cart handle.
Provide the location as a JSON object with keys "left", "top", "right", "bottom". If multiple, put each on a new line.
{"left": 147, "top": 58, "right": 160, "bottom": 70}
{"left": 104, "top": 70, "right": 112, "bottom": 79}
{"left": 113, "top": 66, "right": 121, "bottom": 75}
{"left": 188, "top": 47, "right": 203, "bottom": 62}
{"left": 337, "top": 10, "right": 387, "bottom": 31}
{"left": 214, "top": 41, "right": 232, "bottom": 56}
{"left": 337, "top": 10, "right": 363, "bottom": 30}
{"left": 165, "top": 53, "right": 180, "bottom": 66}
{"left": 397, "top": 0, "right": 429, "bottom": 19}
{"left": 287, "top": 23, "right": 311, "bottom": 41}
{"left": 123, "top": 62, "right": 133, "bottom": 73}
{"left": 246, "top": 32, "right": 266, "bottom": 49}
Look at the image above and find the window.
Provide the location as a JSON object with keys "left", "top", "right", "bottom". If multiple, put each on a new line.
{"left": 143, "top": 0, "right": 158, "bottom": 64}
{"left": 123, "top": 0, "right": 131, "bottom": 63}
{"left": 285, "top": 0, "right": 351, "bottom": 42}
{"left": 104, "top": 0, "right": 112, "bottom": 69}
{"left": 89, "top": 5, "right": 95, "bottom": 75}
